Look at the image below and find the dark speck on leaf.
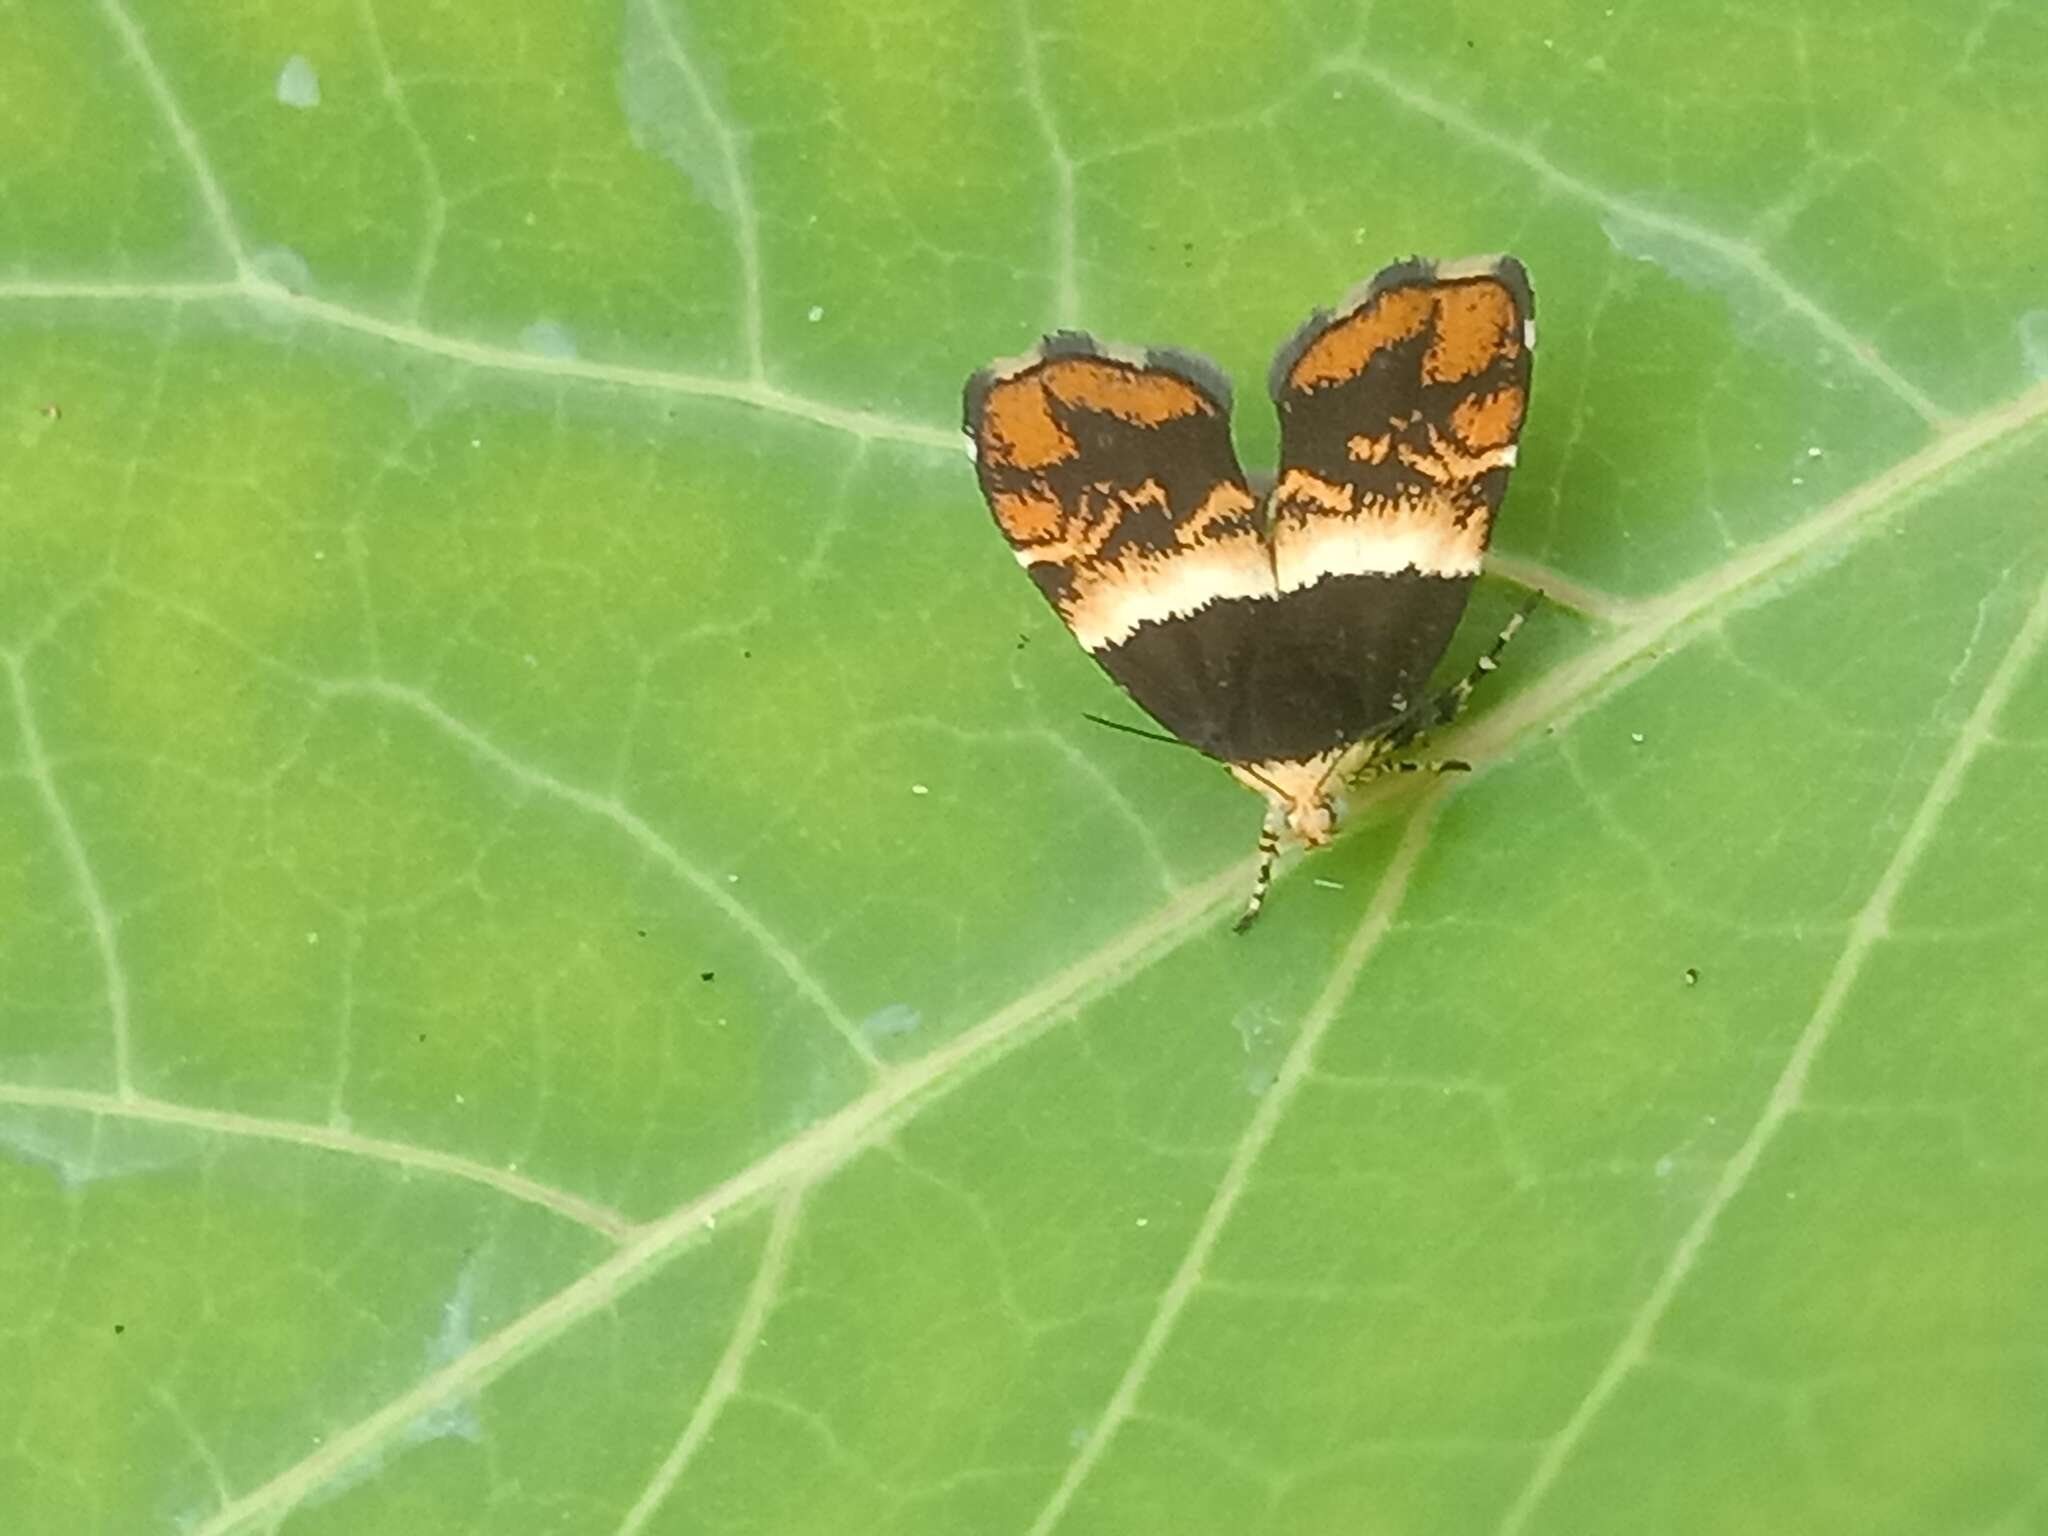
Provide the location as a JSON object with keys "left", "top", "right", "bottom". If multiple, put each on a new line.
{"left": 700, "top": 971, "right": 716, "bottom": 982}
{"left": 113, "top": 1324, "right": 125, "bottom": 1335}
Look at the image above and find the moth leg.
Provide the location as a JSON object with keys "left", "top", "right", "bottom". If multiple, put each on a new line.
{"left": 1384, "top": 758, "right": 1471, "bottom": 776}
{"left": 1351, "top": 755, "right": 1472, "bottom": 788}
{"left": 1348, "top": 592, "right": 1540, "bottom": 785}
{"left": 1232, "top": 811, "right": 1284, "bottom": 934}
{"left": 1423, "top": 588, "right": 1544, "bottom": 731}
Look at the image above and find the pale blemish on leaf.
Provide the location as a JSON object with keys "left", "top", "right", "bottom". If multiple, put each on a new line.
{"left": 617, "top": 0, "right": 736, "bottom": 215}
{"left": 0, "top": 1113, "right": 192, "bottom": 1188}
{"left": 407, "top": 1261, "right": 486, "bottom": 1446}
{"left": 275, "top": 55, "right": 320, "bottom": 111}
{"left": 309, "top": 1260, "right": 490, "bottom": 1509}
{"left": 518, "top": 319, "right": 579, "bottom": 359}
{"left": 1600, "top": 212, "right": 1770, "bottom": 328}
{"left": 251, "top": 245, "right": 312, "bottom": 292}
{"left": 2020, "top": 310, "right": 2048, "bottom": 380}
{"left": 860, "top": 1003, "right": 921, "bottom": 1041}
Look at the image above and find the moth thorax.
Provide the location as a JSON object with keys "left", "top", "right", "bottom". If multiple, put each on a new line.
{"left": 1284, "top": 796, "right": 1337, "bottom": 847}
{"left": 1231, "top": 756, "right": 1345, "bottom": 847}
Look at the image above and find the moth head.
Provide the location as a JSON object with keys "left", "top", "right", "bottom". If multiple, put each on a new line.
{"left": 1232, "top": 757, "right": 1345, "bottom": 849}
{"left": 1283, "top": 794, "right": 1337, "bottom": 847}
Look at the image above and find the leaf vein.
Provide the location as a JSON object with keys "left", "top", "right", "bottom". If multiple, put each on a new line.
{"left": 613, "top": 1188, "right": 805, "bottom": 1534}
{"left": 4, "top": 655, "right": 135, "bottom": 1098}
{"left": 0, "top": 1083, "right": 635, "bottom": 1238}
{"left": 185, "top": 871, "right": 1241, "bottom": 1534}
{"left": 1331, "top": 55, "right": 1954, "bottom": 427}
{"left": 1015, "top": 0, "right": 1082, "bottom": 329}
{"left": 161, "top": 368, "right": 2048, "bottom": 1536}
{"left": 321, "top": 676, "right": 887, "bottom": 1076}
{"left": 1492, "top": 559, "right": 2048, "bottom": 1536}
{"left": 0, "top": 279, "right": 962, "bottom": 453}
{"left": 1020, "top": 800, "right": 1446, "bottom": 1536}
{"left": 93, "top": 0, "right": 252, "bottom": 279}
{"left": 633, "top": 0, "right": 768, "bottom": 379}
{"left": 357, "top": 0, "right": 450, "bottom": 318}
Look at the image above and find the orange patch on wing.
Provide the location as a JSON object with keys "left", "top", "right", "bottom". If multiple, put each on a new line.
{"left": 1423, "top": 280, "right": 1520, "bottom": 384}
{"left": 989, "top": 488, "right": 1067, "bottom": 544}
{"left": 1394, "top": 442, "right": 1455, "bottom": 485}
{"left": 1272, "top": 468, "right": 1356, "bottom": 515}
{"left": 1115, "top": 478, "right": 1173, "bottom": 516}
{"left": 1450, "top": 385, "right": 1526, "bottom": 449}
{"left": 1047, "top": 358, "right": 1214, "bottom": 426}
{"left": 1179, "top": 480, "right": 1261, "bottom": 541}
{"left": 1287, "top": 286, "right": 1433, "bottom": 389}
{"left": 979, "top": 375, "right": 1074, "bottom": 471}
{"left": 1400, "top": 424, "right": 1518, "bottom": 485}
{"left": 1346, "top": 432, "right": 1393, "bottom": 464}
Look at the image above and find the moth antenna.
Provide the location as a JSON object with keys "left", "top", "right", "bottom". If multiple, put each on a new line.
{"left": 1081, "top": 712, "right": 1208, "bottom": 754}
{"left": 1082, "top": 713, "right": 1270, "bottom": 793}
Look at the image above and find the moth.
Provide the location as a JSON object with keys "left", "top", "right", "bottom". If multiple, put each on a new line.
{"left": 964, "top": 255, "right": 1536, "bottom": 928}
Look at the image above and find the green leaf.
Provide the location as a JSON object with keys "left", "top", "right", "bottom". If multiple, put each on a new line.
{"left": 5, "top": 1, "right": 2047, "bottom": 1532}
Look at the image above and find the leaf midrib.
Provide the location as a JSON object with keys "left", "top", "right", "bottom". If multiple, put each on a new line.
{"left": 18, "top": 365, "right": 2035, "bottom": 1535}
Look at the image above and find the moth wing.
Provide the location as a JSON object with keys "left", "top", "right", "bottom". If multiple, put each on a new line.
{"left": 1263, "top": 256, "right": 1535, "bottom": 729}
{"left": 964, "top": 335, "right": 1271, "bottom": 757}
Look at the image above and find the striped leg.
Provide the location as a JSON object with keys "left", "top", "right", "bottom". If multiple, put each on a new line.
{"left": 1232, "top": 815, "right": 1284, "bottom": 934}
{"left": 1426, "top": 588, "right": 1543, "bottom": 731}
{"left": 1348, "top": 756, "right": 1473, "bottom": 796}
{"left": 1379, "top": 757, "right": 1471, "bottom": 777}
{"left": 1353, "top": 591, "right": 1541, "bottom": 783}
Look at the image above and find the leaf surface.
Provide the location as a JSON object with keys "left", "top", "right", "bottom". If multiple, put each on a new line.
{"left": 4, "top": 2, "right": 2048, "bottom": 1532}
